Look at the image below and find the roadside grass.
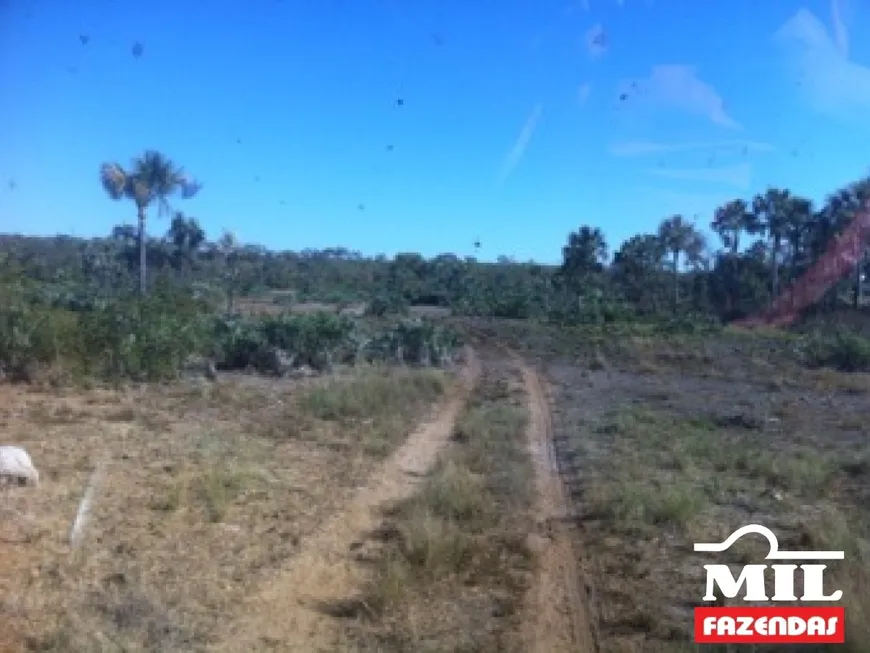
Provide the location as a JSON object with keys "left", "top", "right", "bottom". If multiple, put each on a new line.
{"left": 450, "top": 320, "right": 870, "bottom": 652}
{"left": 349, "top": 365, "right": 535, "bottom": 652}
{"left": 297, "top": 365, "right": 447, "bottom": 457}
{"left": 0, "top": 365, "right": 449, "bottom": 652}
{"left": 568, "top": 400, "right": 870, "bottom": 652}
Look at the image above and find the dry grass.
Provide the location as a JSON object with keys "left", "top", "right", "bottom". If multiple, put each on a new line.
{"left": 346, "top": 358, "right": 536, "bottom": 652}
{"left": 0, "top": 365, "right": 449, "bottom": 652}
{"left": 545, "top": 339, "right": 870, "bottom": 653}
{"left": 298, "top": 367, "right": 446, "bottom": 458}
{"left": 452, "top": 318, "right": 870, "bottom": 651}
{"left": 579, "top": 440, "right": 870, "bottom": 649}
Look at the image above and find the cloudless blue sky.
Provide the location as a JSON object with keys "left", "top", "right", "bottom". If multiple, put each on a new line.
{"left": 2, "top": 0, "right": 870, "bottom": 263}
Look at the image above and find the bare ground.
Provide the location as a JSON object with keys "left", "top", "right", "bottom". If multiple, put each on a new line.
{"left": 0, "top": 365, "right": 450, "bottom": 652}
{"left": 515, "top": 353, "right": 597, "bottom": 653}
{"left": 322, "top": 344, "right": 599, "bottom": 652}
{"left": 208, "top": 346, "right": 480, "bottom": 652}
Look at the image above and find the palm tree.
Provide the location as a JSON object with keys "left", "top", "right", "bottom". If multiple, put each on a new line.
{"left": 166, "top": 212, "right": 206, "bottom": 275}
{"left": 782, "top": 195, "right": 813, "bottom": 281}
{"left": 560, "top": 225, "right": 608, "bottom": 285}
{"left": 657, "top": 215, "right": 703, "bottom": 311}
{"left": 559, "top": 226, "right": 608, "bottom": 315}
{"left": 613, "top": 234, "right": 667, "bottom": 311}
{"left": 821, "top": 178, "right": 870, "bottom": 307}
{"left": 100, "top": 150, "right": 202, "bottom": 293}
{"left": 751, "top": 187, "right": 791, "bottom": 300}
{"left": 712, "top": 199, "right": 756, "bottom": 255}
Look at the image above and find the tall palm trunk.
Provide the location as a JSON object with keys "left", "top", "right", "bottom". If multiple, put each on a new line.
{"left": 137, "top": 204, "right": 147, "bottom": 294}
{"left": 729, "top": 229, "right": 740, "bottom": 255}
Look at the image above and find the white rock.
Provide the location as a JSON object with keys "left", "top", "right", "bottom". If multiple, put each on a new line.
{"left": 0, "top": 445, "right": 39, "bottom": 486}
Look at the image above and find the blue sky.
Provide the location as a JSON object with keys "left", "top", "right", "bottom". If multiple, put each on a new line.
{"left": 1, "top": 0, "right": 870, "bottom": 264}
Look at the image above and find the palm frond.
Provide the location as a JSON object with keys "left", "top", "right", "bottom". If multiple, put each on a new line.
{"left": 178, "top": 174, "right": 203, "bottom": 199}
{"left": 128, "top": 151, "right": 202, "bottom": 210}
{"left": 157, "top": 196, "right": 172, "bottom": 217}
{"left": 131, "top": 179, "right": 152, "bottom": 208}
{"left": 103, "top": 150, "right": 202, "bottom": 221}
{"left": 132, "top": 151, "right": 177, "bottom": 193}
{"left": 132, "top": 151, "right": 175, "bottom": 213}
{"left": 99, "top": 163, "right": 128, "bottom": 200}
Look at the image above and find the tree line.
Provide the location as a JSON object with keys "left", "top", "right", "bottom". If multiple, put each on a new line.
{"left": 4, "top": 149, "right": 870, "bottom": 325}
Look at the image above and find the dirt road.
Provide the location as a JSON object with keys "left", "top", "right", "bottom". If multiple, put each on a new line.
{"left": 209, "top": 346, "right": 481, "bottom": 653}
{"left": 516, "top": 354, "right": 598, "bottom": 653}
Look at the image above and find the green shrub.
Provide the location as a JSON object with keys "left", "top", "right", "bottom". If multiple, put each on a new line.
{"left": 209, "top": 311, "right": 357, "bottom": 372}
{"left": 366, "top": 294, "right": 407, "bottom": 317}
{"left": 362, "top": 318, "right": 462, "bottom": 366}
{"left": 0, "top": 266, "right": 464, "bottom": 384}
{"left": 799, "top": 328, "right": 870, "bottom": 372}
{"left": 77, "top": 288, "right": 209, "bottom": 381}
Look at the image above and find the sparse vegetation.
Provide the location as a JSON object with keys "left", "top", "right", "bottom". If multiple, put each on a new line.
{"left": 799, "top": 327, "right": 870, "bottom": 372}
{"left": 1, "top": 365, "right": 449, "bottom": 652}
{"left": 486, "top": 319, "right": 870, "bottom": 652}
{"left": 349, "top": 356, "right": 535, "bottom": 652}
{"left": 5, "top": 155, "right": 870, "bottom": 651}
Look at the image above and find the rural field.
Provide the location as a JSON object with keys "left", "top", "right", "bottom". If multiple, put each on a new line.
{"left": 9, "top": 0, "right": 870, "bottom": 647}
{"left": 0, "top": 322, "right": 569, "bottom": 653}
{"left": 3, "top": 311, "right": 870, "bottom": 652}
{"left": 0, "top": 362, "right": 453, "bottom": 650}
{"left": 470, "top": 316, "right": 870, "bottom": 652}
{"left": 3, "top": 157, "right": 870, "bottom": 651}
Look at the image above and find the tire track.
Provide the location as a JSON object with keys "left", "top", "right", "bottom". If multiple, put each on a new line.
{"left": 209, "top": 346, "right": 481, "bottom": 653}
{"left": 514, "top": 352, "right": 598, "bottom": 653}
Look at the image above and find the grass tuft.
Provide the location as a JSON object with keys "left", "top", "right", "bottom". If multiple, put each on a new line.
{"left": 350, "top": 365, "right": 535, "bottom": 652}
